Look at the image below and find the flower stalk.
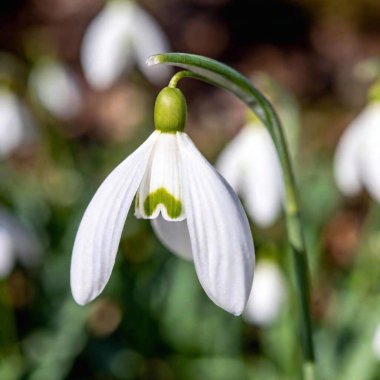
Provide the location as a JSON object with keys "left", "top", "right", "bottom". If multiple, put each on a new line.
{"left": 148, "top": 53, "right": 316, "bottom": 380}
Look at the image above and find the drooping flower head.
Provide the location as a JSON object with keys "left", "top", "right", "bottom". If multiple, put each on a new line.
{"left": 216, "top": 115, "right": 284, "bottom": 227}
{"left": 334, "top": 80, "right": 380, "bottom": 203}
{"left": 29, "top": 58, "right": 82, "bottom": 120}
{"left": 216, "top": 74, "right": 299, "bottom": 227}
{"left": 0, "top": 87, "right": 36, "bottom": 159}
{"left": 71, "top": 85, "right": 255, "bottom": 315}
{"left": 81, "top": 0, "right": 171, "bottom": 90}
{"left": 0, "top": 209, "right": 41, "bottom": 278}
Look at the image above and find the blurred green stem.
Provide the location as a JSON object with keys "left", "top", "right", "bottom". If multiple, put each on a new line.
{"left": 148, "top": 53, "right": 316, "bottom": 380}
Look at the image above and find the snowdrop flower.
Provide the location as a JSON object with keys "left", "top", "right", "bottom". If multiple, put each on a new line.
{"left": 0, "top": 210, "right": 40, "bottom": 278}
{"left": 0, "top": 88, "right": 36, "bottom": 158}
{"left": 243, "top": 260, "right": 286, "bottom": 326}
{"left": 373, "top": 323, "right": 380, "bottom": 359}
{"left": 216, "top": 118, "right": 283, "bottom": 227}
{"left": 81, "top": 0, "right": 171, "bottom": 89}
{"left": 71, "top": 86, "right": 255, "bottom": 315}
{"left": 334, "top": 99, "right": 380, "bottom": 203}
{"left": 29, "top": 59, "right": 82, "bottom": 119}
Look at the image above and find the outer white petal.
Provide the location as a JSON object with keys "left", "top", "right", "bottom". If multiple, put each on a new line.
{"left": 240, "top": 127, "right": 283, "bottom": 227}
{"left": 0, "top": 228, "right": 15, "bottom": 278}
{"left": 243, "top": 261, "right": 286, "bottom": 326}
{"left": 0, "top": 89, "right": 25, "bottom": 157}
{"left": 30, "top": 60, "right": 82, "bottom": 119}
{"left": 136, "top": 133, "right": 185, "bottom": 221}
{"left": 131, "top": 3, "right": 171, "bottom": 84}
{"left": 81, "top": 1, "right": 135, "bottom": 90}
{"left": 71, "top": 132, "right": 159, "bottom": 305}
{"left": 333, "top": 108, "right": 373, "bottom": 197}
{"left": 177, "top": 132, "right": 255, "bottom": 315}
{"left": 151, "top": 216, "right": 193, "bottom": 261}
{"left": 361, "top": 103, "right": 380, "bottom": 203}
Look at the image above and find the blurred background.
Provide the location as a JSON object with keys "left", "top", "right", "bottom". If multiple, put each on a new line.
{"left": 1, "top": 0, "right": 380, "bottom": 379}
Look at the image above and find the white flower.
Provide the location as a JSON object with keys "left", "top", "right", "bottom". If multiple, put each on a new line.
{"left": 334, "top": 102, "right": 380, "bottom": 203}
{"left": 29, "top": 59, "right": 82, "bottom": 119}
{"left": 243, "top": 260, "right": 286, "bottom": 326}
{"left": 70, "top": 87, "right": 255, "bottom": 315}
{"left": 216, "top": 122, "right": 283, "bottom": 227}
{"left": 373, "top": 323, "right": 380, "bottom": 359}
{"left": 81, "top": 0, "right": 171, "bottom": 89}
{"left": 0, "top": 210, "right": 40, "bottom": 278}
{"left": 0, "top": 228, "right": 14, "bottom": 277}
{"left": 0, "top": 88, "right": 36, "bottom": 158}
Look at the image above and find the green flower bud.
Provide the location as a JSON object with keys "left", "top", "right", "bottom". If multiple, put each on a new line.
{"left": 154, "top": 87, "right": 187, "bottom": 133}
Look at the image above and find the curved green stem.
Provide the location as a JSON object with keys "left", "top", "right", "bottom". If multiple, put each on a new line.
{"left": 148, "top": 53, "right": 316, "bottom": 379}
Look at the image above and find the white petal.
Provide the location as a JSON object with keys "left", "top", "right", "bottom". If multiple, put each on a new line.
{"left": 373, "top": 323, "right": 380, "bottom": 359}
{"left": 81, "top": 1, "right": 135, "bottom": 90}
{"left": 136, "top": 133, "right": 185, "bottom": 221}
{"left": 0, "top": 210, "right": 41, "bottom": 268}
{"left": 131, "top": 4, "right": 171, "bottom": 84}
{"left": 151, "top": 216, "right": 193, "bottom": 261}
{"left": 361, "top": 104, "right": 380, "bottom": 203}
{"left": 240, "top": 127, "right": 283, "bottom": 227}
{"left": 217, "top": 125, "right": 283, "bottom": 227}
{"left": 215, "top": 126, "right": 249, "bottom": 192}
{"left": 30, "top": 60, "right": 82, "bottom": 119}
{"left": 333, "top": 107, "right": 374, "bottom": 197}
{"left": 177, "top": 132, "right": 255, "bottom": 315}
{"left": 243, "top": 261, "right": 286, "bottom": 326}
{"left": 0, "top": 89, "right": 26, "bottom": 157}
{"left": 71, "top": 132, "right": 159, "bottom": 305}
{"left": 0, "top": 227, "right": 15, "bottom": 278}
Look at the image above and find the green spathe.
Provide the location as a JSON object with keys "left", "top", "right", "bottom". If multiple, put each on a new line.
{"left": 143, "top": 187, "right": 183, "bottom": 219}
{"left": 154, "top": 87, "right": 187, "bottom": 133}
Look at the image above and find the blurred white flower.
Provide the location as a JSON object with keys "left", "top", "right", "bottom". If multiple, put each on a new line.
{"left": 0, "top": 88, "right": 36, "bottom": 158}
{"left": 373, "top": 323, "right": 380, "bottom": 359}
{"left": 334, "top": 102, "right": 380, "bottom": 203}
{"left": 71, "top": 87, "right": 254, "bottom": 316}
{"left": 29, "top": 59, "right": 82, "bottom": 119}
{"left": 216, "top": 122, "right": 284, "bottom": 227}
{"left": 81, "top": 0, "right": 171, "bottom": 89}
{"left": 0, "top": 210, "right": 41, "bottom": 278}
{"left": 243, "top": 260, "right": 286, "bottom": 326}
{"left": 0, "top": 228, "right": 15, "bottom": 277}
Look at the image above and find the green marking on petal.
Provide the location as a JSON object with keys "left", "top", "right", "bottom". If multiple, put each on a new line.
{"left": 143, "top": 187, "right": 183, "bottom": 219}
{"left": 368, "top": 79, "right": 380, "bottom": 103}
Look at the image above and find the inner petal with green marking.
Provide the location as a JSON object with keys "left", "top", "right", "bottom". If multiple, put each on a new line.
{"left": 135, "top": 132, "right": 186, "bottom": 221}
{"left": 143, "top": 188, "right": 183, "bottom": 219}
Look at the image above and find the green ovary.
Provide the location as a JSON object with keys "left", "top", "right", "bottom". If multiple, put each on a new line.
{"left": 143, "top": 187, "right": 183, "bottom": 219}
